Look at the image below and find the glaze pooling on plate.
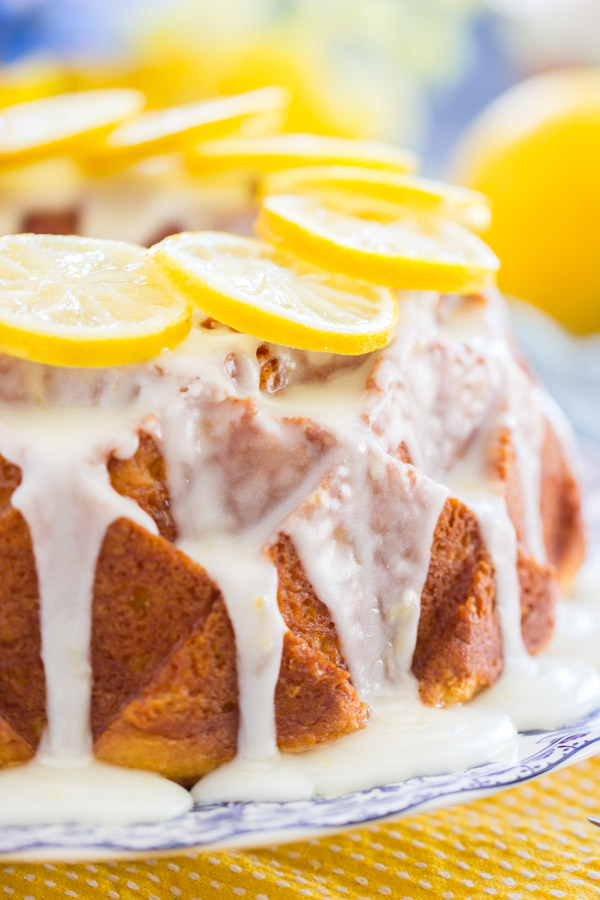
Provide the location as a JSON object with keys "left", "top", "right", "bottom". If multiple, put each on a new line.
{"left": 0, "top": 707, "right": 599, "bottom": 856}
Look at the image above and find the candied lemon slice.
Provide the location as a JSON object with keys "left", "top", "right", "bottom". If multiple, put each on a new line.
{"left": 0, "top": 235, "right": 191, "bottom": 367}
{"left": 89, "top": 87, "right": 290, "bottom": 169}
{"left": 187, "top": 133, "right": 417, "bottom": 176}
{"left": 150, "top": 232, "right": 397, "bottom": 355}
{"left": 256, "top": 193, "right": 499, "bottom": 293}
{"left": 0, "top": 89, "right": 145, "bottom": 168}
{"left": 262, "top": 166, "right": 491, "bottom": 233}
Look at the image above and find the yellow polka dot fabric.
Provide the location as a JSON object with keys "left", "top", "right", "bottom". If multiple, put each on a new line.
{"left": 3, "top": 756, "right": 600, "bottom": 900}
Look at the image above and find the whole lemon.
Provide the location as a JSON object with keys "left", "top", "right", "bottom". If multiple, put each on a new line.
{"left": 450, "top": 68, "right": 600, "bottom": 334}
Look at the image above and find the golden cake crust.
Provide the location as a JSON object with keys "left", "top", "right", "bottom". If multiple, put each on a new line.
{"left": 0, "top": 508, "right": 45, "bottom": 755}
{"left": 412, "top": 497, "right": 502, "bottom": 706}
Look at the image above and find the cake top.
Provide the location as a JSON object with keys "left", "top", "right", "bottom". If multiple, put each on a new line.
{"left": 0, "top": 157, "right": 497, "bottom": 368}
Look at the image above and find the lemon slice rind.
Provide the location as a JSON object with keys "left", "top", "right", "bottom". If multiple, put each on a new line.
{"left": 150, "top": 231, "right": 398, "bottom": 355}
{"left": 262, "top": 166, "right": 492, "bottom": 233}
{"left": 87, "top": 87, "right": 291, "bottom": 172}
{"left": 256, "top": 193, "right": 499, "bottom": 293}
{"left": 187, "top": 133, "right": 417, "bottom": 176}
{"left": 0, "top": 89, "right": 146, "bottom": 168}
{"left": 0, "top": 235, "right": 191, "bottom": 367}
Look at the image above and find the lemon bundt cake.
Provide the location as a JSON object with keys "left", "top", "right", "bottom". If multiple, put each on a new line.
{"left": 0, "top": 116, "right": 594, "bottom": 823}
{"left": 0, "top": 239, "right": 589, "bottom": 815}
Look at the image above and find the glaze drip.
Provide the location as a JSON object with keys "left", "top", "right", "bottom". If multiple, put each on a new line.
{"left": 0, "top": 409, "right": 192, "bottom": 823}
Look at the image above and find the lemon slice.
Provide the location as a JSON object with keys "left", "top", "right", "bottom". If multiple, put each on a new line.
{"left": 0, "top": 89, "right": 145, "bottom": 169}
{"left": 262, "top": 166, "right": 491, "bottom": 233}
{"left": 0, "top": 235, "right": 191, "bottom": 367}
{"left": 187, "top": 133, "right": 417, "bottom": 176}
{"left": 89, "top": 87, "right": 290, "bottom": 170}
{"left": 150, "top": 232, "right": 397, "bottom": 355}
{"left": 256, "top": 193, "right": 499, "bottom": 293}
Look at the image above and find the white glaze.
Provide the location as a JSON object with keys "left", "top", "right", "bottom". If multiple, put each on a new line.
{"left": 0, "top": 410, "right": 153, "bottom": 759}
{"left": 283, "top": 451, "right": 449, "bottom": 696}
{"left": 0, "top": 408, "right": 192, "bottom": 823}
{"left": 0, "top": 761, "right": 191, "bottom": 826}
{"left": 193, "top": 685, "right": 518, "bottom": 803}
{"left": 0, "top": 155, "right": 252, "bottom": 244}
{"left": 549, "top": 561, "right": 600, "bottom": 668}
{"left": 180, "top": 540, "right": 286, "bottom": 762}
{"left": 474, "top": 655, "right": 600, "bottom": 731}
{"left": 0, "top": 287, "right": 596, "bottom": 819}
{"left": 81, "top": 161, "right": 252, "bottom": 245}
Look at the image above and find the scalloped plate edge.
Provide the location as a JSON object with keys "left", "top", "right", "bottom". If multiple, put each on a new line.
{"left": 2, "top": 718, "right": 600, "bottom": 862}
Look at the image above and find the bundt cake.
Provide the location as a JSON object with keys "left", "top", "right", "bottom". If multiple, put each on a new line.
{"left": 0, "top": 282, "right": 589, "bottom": 808}
{"left": 0, "top": 92, "right": 594, "bottom": 822}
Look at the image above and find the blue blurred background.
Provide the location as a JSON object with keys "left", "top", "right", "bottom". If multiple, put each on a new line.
{"left": 0, "top": 0, "right": 597, "bottom": 173}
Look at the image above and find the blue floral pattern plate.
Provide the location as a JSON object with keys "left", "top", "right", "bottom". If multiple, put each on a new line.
{"left": 1, "top": 714, "right": 600, "bottom": 860}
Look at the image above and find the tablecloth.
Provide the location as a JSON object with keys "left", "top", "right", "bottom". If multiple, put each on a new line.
{"left": 2, "top": 755, "right": 600, "bottom": 900}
